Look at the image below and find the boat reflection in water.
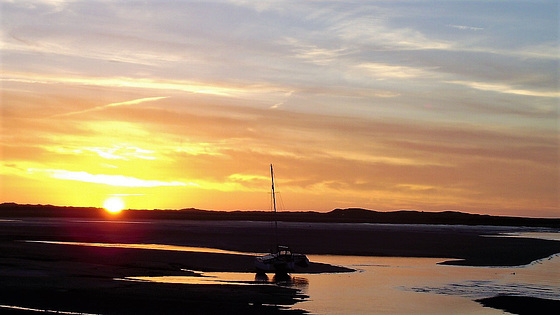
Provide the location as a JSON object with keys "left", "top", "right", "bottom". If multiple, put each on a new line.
{"left": 254, "top": 272, "right": 309, "bottom": 289}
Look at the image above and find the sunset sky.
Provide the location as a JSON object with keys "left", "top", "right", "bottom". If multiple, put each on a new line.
{"left": 1, "top": 0, "right": 558, "bottom": 217}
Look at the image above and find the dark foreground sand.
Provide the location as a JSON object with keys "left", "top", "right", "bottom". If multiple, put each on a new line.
{"left": 476, "top": 296, "right": 560, "bottom": 315}
{"left": 1, "top": 218, "right": 559, "bottom": 314}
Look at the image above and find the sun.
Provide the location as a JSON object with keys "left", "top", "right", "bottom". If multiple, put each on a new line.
{"left": 103, "top": 197, "right": 125, "bottom": 213}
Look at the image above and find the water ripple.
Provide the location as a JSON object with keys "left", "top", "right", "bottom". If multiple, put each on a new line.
{"left": 405, "top": 280, "right": 560, "bottom": 300}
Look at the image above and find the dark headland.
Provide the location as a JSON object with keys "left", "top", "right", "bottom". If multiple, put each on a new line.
{"left": 1, "top": 203, "right": 559, "bottom": 314}
{"left": 2, "top": 202, "right": 559, "bottom": 227}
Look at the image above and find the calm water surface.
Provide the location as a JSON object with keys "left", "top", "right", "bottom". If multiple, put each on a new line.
{"left": 126, "top": 254, "right": 559, "bottom": 314}
{"left": 304, "top": 231, "right": 560, "bottom": 314}
{"left": 299, "top": 254, "right": 560, "bottom": 314}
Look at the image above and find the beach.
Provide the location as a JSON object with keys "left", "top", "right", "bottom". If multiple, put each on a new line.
{"left": 1, "top": 217, "right": 559, "bottom": 314}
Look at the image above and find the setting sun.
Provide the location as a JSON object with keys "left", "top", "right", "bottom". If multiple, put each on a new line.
{"left": 103, "top": 197, "right": 125, "bottom": 213}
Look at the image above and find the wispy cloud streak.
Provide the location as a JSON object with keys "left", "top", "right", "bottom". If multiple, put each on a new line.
{"left": 447, "top": 80, "right": 560, "bottom": 98}
{"left": 448, "top": 24, "right": 484, "bottom": 31}
{"left": 51, "top": 96, "right": 168, "bottom": 118}
{"left": 28, "top": 168, "right": 195, "bottom": 188}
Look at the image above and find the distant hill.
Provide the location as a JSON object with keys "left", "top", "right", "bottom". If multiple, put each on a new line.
{"left": 1, "top": 203, "right": 559, "bottom": 228}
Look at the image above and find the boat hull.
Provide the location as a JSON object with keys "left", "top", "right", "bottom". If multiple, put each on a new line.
{"left": 255, "top": 259, "right": 295, "bottom": 273}
{"left": 254, "top": 249, "right": 309, "bottom": 274}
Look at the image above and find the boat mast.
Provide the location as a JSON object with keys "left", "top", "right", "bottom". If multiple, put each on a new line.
{"left": 271, "top": 164, "right": 278, "bottom": 248}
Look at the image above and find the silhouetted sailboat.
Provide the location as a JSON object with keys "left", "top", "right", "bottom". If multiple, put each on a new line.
{"left": 255, "top": 164, "right": 309, "bottom": 274}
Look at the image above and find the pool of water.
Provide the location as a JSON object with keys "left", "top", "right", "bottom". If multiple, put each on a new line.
{"left": 299, "top": 254, "right": 560, "bottom": 314}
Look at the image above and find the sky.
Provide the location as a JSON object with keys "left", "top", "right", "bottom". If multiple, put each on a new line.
{"left": 1, "top": 0, "right": 558, "bottom": 217}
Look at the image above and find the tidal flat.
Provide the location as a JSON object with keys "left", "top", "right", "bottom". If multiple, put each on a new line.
{"left": 1, "top": 217, "right": 559, "bottom": 314}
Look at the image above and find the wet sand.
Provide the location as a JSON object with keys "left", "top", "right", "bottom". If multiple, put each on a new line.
{"left": 0, "top": 241, "right": 311, "bottom": 314}
{"left": 1, "top": 218, "right": 559, "bottom": 314}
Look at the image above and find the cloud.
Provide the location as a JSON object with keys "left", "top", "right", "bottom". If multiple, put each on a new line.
{"left": 284, "top": 37, "right": 354, "bottom": 66}
{"left": 51, "top": 96, "right": 168, "bottom": 118}
{"left": 28, "top": 168, "right": 195, "bottom": 188}
{"left": 447, "top": 80, "right": 560, "bottom": 98}
{"left": 2, "top": 72, "right": 278, "bottom": 98}
{"left": 83, "top": 146, "right": 157, "bottom": 161}
{"left": 356, "top": 62, "right": 436, "bottom": 79}
{"left": 448, "top": 24, "right": 484, "bottom": 31}
{"left": 330, "top": 15, "right": 453, "bottom": 51}
{"left": 228, "top": 173, "right": 269, "bottom": 182}
{"left": 0, "top": 71, "right": 293, "bottom": 105}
